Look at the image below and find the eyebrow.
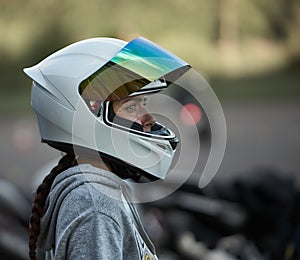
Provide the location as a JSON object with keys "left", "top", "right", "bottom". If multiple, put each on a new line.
{"left": 120, "top": 96, "right": 146, "bottom": 104}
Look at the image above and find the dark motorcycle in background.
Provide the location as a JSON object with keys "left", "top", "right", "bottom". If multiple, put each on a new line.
{"left": 1, "top": 166, "right": 299, "bottom": 260}
{"left": 0, "top": 178, "right": 31, "bottom": 259}
{"left": 143, "top": 167, "right": 300, "bottom": 260}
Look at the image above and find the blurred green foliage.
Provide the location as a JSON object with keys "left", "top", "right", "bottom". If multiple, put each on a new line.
{"left": 0, "top": 0, "right": 299, "bottom": 115}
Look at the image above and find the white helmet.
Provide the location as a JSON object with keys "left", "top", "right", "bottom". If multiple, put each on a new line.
{"left": 24, "top": 37, "right": 190, "bottom": 180}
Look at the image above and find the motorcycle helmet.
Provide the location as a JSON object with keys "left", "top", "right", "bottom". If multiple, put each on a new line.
{"left": 24, "top": 37, "right": 191, "bottom": 180}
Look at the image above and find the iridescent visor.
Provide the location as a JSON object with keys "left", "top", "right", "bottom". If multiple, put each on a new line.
{"left": 79, "top": 37, "right": 191, "bottom": 101}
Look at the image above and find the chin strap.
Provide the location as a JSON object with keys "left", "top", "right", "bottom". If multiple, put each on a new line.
{"left": 108, "top": 160, "right": 141, "bottom": 181}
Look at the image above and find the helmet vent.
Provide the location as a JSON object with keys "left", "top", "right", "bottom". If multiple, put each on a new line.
{"left": 156, "top": 143, "right": 167, "bottom": 150}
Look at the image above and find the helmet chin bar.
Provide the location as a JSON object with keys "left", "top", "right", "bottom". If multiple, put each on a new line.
{"left": 44, "top": 140, "right": 160, "bottom": 182}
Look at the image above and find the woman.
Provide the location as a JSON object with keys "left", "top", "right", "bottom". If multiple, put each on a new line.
{"left": 24, "top": 37, "right": 190, "bottom": 259}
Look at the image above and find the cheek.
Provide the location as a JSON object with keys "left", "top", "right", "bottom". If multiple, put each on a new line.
{"left": 117, "top": 110, "right": 141, "bottom": 123}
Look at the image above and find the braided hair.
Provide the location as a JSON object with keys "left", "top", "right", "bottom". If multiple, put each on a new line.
{"left": 29, "top": 153, "right": 77, "bottom": 260}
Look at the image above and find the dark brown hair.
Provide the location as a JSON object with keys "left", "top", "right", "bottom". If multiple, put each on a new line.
{"left": 29, "top": 154, "right": 77, "bottom": 260}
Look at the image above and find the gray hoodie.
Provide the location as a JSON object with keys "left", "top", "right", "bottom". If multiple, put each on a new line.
{"left": 37, "top": 164, "right": 158, "bottom": 260}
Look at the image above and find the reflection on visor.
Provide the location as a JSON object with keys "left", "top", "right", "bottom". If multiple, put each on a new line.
{"left": 111, "top": 37, "right": 189, "bottom": 81}
{"left": 79, "top": 37, "right": 191, "bottom": 101}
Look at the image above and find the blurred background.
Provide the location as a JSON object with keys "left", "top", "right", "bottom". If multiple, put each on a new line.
{"left": 0, "top": 0, "right": 299, "bottom": 259}
{"left": 1, "top": 0, "right": 299, "bottom": 190}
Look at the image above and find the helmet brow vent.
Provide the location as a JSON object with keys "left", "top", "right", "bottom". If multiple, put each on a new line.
{"left": 156, "top": 144, "right": 167, "bottom": 150}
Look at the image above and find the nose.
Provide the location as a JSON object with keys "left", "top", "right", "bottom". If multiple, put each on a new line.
{"left": 140, "top": 109, "right": 156, "bottom": 132}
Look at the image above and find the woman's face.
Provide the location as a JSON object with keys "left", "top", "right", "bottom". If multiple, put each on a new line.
{"left": 112, "top": 95, "right": 156, "bottom": 132}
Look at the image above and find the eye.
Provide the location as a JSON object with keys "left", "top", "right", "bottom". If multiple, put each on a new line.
{"left": 125, "top": 104, "right": 137, "bottom": 113}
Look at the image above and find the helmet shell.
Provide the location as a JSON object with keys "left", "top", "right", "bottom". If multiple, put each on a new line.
{"left": 24, "top": 37, "right": 179, "bottom": 179}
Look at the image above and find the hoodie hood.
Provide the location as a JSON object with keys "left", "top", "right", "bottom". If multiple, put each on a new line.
{"left": 38, "top": 164, "right": 124, "bottom": 250}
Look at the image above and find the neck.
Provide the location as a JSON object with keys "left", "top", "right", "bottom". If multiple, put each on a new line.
{"left": 76, "top": 155, "right": 112, "bottom": 172}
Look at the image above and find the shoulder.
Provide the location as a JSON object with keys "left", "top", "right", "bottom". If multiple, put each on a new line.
{"left": 63, "top": 181, "right": 124, "bottom": 215}
{"left": 56, "top": 169, "right": 129, "bottom": 225}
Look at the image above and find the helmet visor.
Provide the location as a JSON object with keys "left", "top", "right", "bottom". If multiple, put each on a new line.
{"left": 79, "top": 37, "right": 191, "bottom": 101}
